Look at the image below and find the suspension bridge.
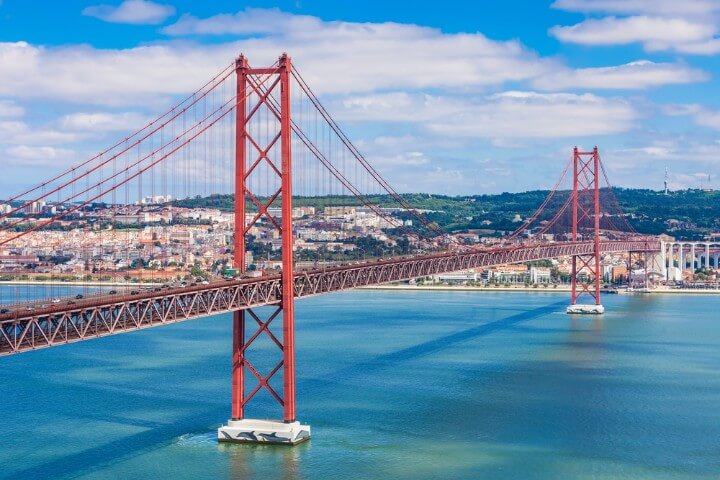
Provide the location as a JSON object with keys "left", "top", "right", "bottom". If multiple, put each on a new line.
{"left": 0, "top": 54, "right": 659, "bottom": 444}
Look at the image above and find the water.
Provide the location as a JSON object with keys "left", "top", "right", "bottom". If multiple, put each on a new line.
{"left": 1, "top": 287, "right": 719, "bottom": 479}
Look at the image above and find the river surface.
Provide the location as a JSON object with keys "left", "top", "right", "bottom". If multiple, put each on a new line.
{"left": 1, "top": 287, "right": 719, "bottom": 479}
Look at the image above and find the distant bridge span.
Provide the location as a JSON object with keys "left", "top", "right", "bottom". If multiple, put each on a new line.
{"left": 0, "top": 239, "right": 658, "bottom": 357}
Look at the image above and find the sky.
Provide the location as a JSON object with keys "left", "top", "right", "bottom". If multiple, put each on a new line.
{"left": 1, "top": 0, "right": 719, "bottom": 195}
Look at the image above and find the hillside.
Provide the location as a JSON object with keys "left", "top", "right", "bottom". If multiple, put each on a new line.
{"left": 171, "top": 189, "right": 720, "bottom": 240}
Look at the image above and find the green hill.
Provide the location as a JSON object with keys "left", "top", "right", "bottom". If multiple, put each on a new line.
{"left": 171, "top": 189, "right": 720, "bottom": 240}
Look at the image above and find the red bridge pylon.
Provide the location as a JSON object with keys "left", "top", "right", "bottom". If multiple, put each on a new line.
{"left": 567, "top": 146, "right": 604, "bottom": 315}
{"left": 218, "top": 53, "right": 310, "bottom": 444}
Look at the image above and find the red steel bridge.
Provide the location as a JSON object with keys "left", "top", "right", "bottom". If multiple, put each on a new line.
{"left": 0, "top": 54, "right": 659, "bottom": 444}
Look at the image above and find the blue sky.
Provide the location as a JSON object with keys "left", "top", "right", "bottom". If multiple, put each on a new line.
{"left": 1, "top": 0, "right": 719, "bottom": 194}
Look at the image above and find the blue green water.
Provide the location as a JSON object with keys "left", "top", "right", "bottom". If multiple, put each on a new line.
{"left": 1, "top": 288, "right": 719, "bottom": 479}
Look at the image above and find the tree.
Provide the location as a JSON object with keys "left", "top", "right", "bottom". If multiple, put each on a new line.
{"left": 190, "top": 265, "right": 209, "bottom": 280}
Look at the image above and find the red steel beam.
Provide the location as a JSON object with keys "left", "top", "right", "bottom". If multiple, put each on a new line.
{"left": 278, "top": 53, "right": 297, "bottom": 423}
{"left": 232, "top": 54, "right": 249, "bottom": 421}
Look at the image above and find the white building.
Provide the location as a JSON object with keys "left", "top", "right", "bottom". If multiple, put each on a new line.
{"left": 529, "top": 267, "right": 551, "bottom": 284}
{"left": 434, "top": 270, "right": 480, "bottom": 283}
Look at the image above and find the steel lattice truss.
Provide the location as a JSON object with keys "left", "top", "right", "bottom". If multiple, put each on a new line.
{"left": 0, "top": 239, "right": 658, "bottom": 356}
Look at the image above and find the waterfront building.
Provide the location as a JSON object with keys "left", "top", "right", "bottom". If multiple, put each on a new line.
{"left": 529, "top": 266, "right": 551, "bottom": 284}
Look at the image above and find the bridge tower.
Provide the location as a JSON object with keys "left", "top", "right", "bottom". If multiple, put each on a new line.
{"left": 218, "top": 54, "right": 310, "bottom": 444}
{"left": 567, "top": 146, "right": 604, "bottom": 314}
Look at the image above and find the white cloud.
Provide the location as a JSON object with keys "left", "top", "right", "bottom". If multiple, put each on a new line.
{"left": 83, "top": 0, "right": 175, "bottom": 25}
{"left": 532, "top": 60, "right": 708, "bottom": 90}
{"left": 674, "top": 38, "right": 720, "bottom": 55}
{"left": 0, "top": 119, "right": 84, "bottom": 145}
{"left": 609, "top": 140, "right": 720, "bottom": 165}
{"left": 383, "top": 165, "right": 483, "bottom": 195}
{"left": 337, "top": 91, "right": 638, "bottom": 139}
{"left": 58, "top": 112, "right": 149, "bottom": 132}
{"left": 0, "top": 41, "right": 233, "bottom": 106}
{"left": 0, "top": 100, "right": 23, "bottom": 118}
{"left": 550, "top": 1, "right": 720, "bottom": 54}
{"left": 4, "top": 145, "right": 76, "bottom": 166}
{"left": 162, "top": 8, "right": 321, "bottom": 36}
{"left": 337, "top": 92, "right": 458, "bottom": 122}
{"left": 601, "top": 139, "right": 720, "bottom": 189}
{"left": 668, "top": 171, "right": 716, "bottom": 189}
{"left": 0, "top": 8, "right": 707, "bottom": 111}
{"left": 0, "top": 15, "right": 553, "bottom": 106}
{"left": 661, "top": 103, "right": 704, "bottom": 117}
{"left": 693, "top": 110, "right": 720, "bottom": 131}
{"left": 552, "top": 0, "right": 720, "bottom": 18}
{"left": 162, "top": 8, "right": 556, "bottom": 93}
{"left": 662, "top": 103, "right": 720, "bottom": 131}
{"left": 430, "top": 92, "right": 638, "bottom": 139}
{"left": 550, "top": 16, "right": 714, "bottom": 47}
{"left": 370, "top": 151, "right": 431, "bottom": 167}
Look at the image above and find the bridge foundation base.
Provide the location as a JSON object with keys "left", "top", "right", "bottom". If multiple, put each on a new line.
{"left": 566, "top": 304, "right": 605, "bottom": 315}
{"left": 218, "top": 419, "right": 311, "bottom": 445}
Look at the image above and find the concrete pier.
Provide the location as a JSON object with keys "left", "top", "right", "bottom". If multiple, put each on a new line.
{"left": 218, "top": 419, "right": 311, "bottom": 445}
{"left": 566, "top": 304, "right": 605, "bottom": 314}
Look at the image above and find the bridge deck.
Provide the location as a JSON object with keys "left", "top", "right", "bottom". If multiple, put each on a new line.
{"left": 0, "top": 240, "right": 658, "bottom": 356}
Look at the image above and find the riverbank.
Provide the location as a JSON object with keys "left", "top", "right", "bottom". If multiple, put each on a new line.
{"left": 632, "top": 287, "right": 720, "bottom": 295}
{"left": 359, "top": 284, "right": 572, "bottom": 292}
{"left": 359, "top": 284, "right": 720, "bottom": 294}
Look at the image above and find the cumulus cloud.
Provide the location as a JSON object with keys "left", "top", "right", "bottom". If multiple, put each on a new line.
{"left": 4, "top": 145, "right": 76, "bottom": 166}
{"left": 552, "top": 0, "right": 720, "bottom": 18}
{"left": 0, "top": 119, "right": 83, "bottom": 145}
{"left": 675, "top": 38, "right": 720, "bottom": 55}
{"left": 0, "top": 26, "right": 546, "bottom": 106}
{"left": 550, "top": 1, "right": 720, "bottom": 55}
{"left": 532, "top": 60, "right": 708, "bottom": 90}
{"left": 337, "top": 91, "right": 638, "bottom": 139}
{"left": 596, "top": 138, "right": 720, "bottom": 190}
{"left": 369, "top": 151, "right": 431, "bottom": 167}
{"left": 550, "top": 16, "right": 714, "bottom": 47}
{"left": 0, "top": 41, "right": 233, "bottom": 106}
{"left": 0, "top": 8, "right": 708, "bottom": 110}
{"left": 430, "top": 92, "right": 638, "bottom": 139}
{"left": 83, "top": 0, "right": 175, "bottom": 25}
{"left": 0, "top": 9, "right": 558, "bottom": 106}
{"left": 162, "top": 8, "right": 321, "bottom": 36}
{"left": 662, "top": 103, "right": 720, "bottom": 131}
{"left": 162, "top": 8, "right": 557, "bottom": 93}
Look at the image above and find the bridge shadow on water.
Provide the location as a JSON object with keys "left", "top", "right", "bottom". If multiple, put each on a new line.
{"left": 301, "top": 300, "right": 567, "bottom": 393}
{"left": 2, "top": 391, "right": 225, "bottom": 480}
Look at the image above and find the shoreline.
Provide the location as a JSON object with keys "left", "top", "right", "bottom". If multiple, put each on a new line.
{"left": 630, "top": 287, "right": 720, "bottom": 295}
{"left": 359, "top": 284, "right": 720, "bottom": 295}
{"left": 359, "top": 284, "right": 572, "bottom": 293}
